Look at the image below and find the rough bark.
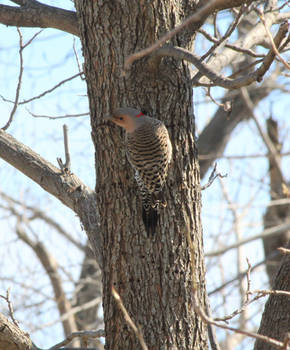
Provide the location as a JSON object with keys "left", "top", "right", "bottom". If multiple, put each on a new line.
{"left": 254, "top": 241, "right": 290, "bottom": 350}
{"left": 0, "top": 313, "right": 34, "bottom": 350}
{"left": 74, "top": 1, "right": 207, "bottom": 349}
{"left": 263, "top": 118, "right": 290, "bottom": 286}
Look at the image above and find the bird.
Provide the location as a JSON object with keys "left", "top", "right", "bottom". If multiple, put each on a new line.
{"left": 106, "top": 107, "right": 172, "bottom": 236}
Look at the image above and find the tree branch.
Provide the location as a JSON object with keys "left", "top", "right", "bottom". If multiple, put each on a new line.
{"left": 124, "top": 0, "right": 258, "bottom": 70}
{"left": 0, "top": 3, "right": 79, "bottom": 36}
{"left": 15, "top": 225, "right": 79, "bottom": 341}
{"left": 192, "top": 290, "right": 285, "bottom": 349}
{"left": 206, "top": 221, "right": 290, "bottom": 257}
{"left": 0, "top": 313, "right": 35, "bottom": 350}
{"left": 194, "top": 10, "right": 284, "bottom": 86}
{"left": 151, "top": 21, "right": 288, "bottom": 89}
{"left": 198, "top": 70, "right": 281, "bottom": 179}
{"left": 241, "top": 87, "right": 285, "bottom": 183}
{"left": 2, "top": 28, "right": 24, "bottom": 130}
{"left": 0, "top": 129, "right": 102, "bottom": 268}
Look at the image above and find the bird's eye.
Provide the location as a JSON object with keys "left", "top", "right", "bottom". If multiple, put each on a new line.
{"left": 119, "top": 117, "right": 124, "bottom": 121}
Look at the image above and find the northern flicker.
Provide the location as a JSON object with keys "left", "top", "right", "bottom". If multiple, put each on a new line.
{"left": 106, "top": 107, "right": 172, "bottom": 235}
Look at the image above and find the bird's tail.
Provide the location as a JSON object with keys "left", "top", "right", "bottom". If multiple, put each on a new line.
{"left": 142, "top": 205, "right": 159, "bottom": 236}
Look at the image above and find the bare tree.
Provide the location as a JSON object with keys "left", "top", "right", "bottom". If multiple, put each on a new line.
{"left": 0, "top": 0, "right": 290, "bottom": 349}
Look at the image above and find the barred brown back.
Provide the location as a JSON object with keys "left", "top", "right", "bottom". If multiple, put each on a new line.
{"left": 126, "top": 116, "right": 172, "bottom": 235}
{"left": 126, "top": 116, "right": 172, "bottom": 196}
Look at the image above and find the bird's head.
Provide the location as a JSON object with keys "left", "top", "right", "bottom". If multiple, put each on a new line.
{"left": 105, "top": 107, "right": 145, "bottom": 133}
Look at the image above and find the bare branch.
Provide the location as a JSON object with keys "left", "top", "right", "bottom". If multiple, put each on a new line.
{"left": 206, "top": 221, "right": 290, "bottom": 257}
{"left": 196, "top": 11, "right": 286, "bottom": 86}
{"left": 48, "top": 329, "right": 105, "bottom": 350}
{"left": 57, "top": 124, "right": 71, "bottom": 173}
{"left": 241, "top": 87, "right": 284, "bottom": 183}
{"left": 0, "top": 72, "right": 83, "bottom": 106}
{"left": 0, "top": 289, "right": 19, "bottom": 328}
{"left": 248, "top": 289, "right": 290, "bottom": 298}
{"left": 278, "top": 247, "right": 290, "bottom": 255}
{"left": 0, "top": 3, "right": 79, "bottom": 36}
{"left": 27, "top": 110, "right": 89, "bottom": 119}
{"left": 0, "top": 128, "right": 102, "bottom": 268}
{"left": 225, "top": 44, "right": 265, "bottom": 58}
{"left": 258, "top": 9, "right": 290, "bottom": 70}
{"left": 15, "top": 225, "right": 79, "bottom": 338}
{"left": 73, "top": 36, "right": 84, "bottom": 77}
{"left": 199, "top": 150, "right": 290, "bottom": 161}
{"left": 192, "top": 290, "right": 284, "bottom": 349}
{"left": 206, "top": 87, "right": 232, "bottom": 112}
{"left": 0, "top": 189, "right": 86, "bottom": 251}
{"left": 208, "top": 251, "right": 280, "bottom": 296}
{"left": 112, "top": 287, "right": 148, "bottom": 350}
{"left": 124, "top": 0, "right": 257, "bottom": 70}
{"left": 201, "top": 162, "right": 227, "bottom": 190}
{"left": 149, "top": 21, "right": 288, "bottom": 89}
{"left": 1, "top": 28, "right": 24, "bottom": 130}
{"left": 201, "top": 3, "right": 247, "bottom": 61}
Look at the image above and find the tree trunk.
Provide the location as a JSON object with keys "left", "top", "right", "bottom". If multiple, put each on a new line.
{"left": 254, "top": 241, "right": 290, "bottom": 350}
{"left": 263, "top": 118, "right": 290, "bottom": 286}
{"left": 74, "top": 1, "right": 208, "bottom": 349}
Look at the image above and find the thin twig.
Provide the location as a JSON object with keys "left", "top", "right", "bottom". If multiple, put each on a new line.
{"left": 277, "top": 247, "right": 290, "bottom": 255}
{"left": 198, "top": 27, "right": 265, "bottom": 59}
{"left": 206, "top": 221, "right": 290, "bottom": 257}
{"left": 192, "top": 290, "right": 284, "bottom": 349}
{"left": 228, "top": 59, "right": 264, "bottom": 79}
{"left": 22, "top": 29, "right": 43, "bottom": 49}
{"left": 208, "top": 250, "right": 279, "bottom": 296}
{"left": 199, "top": 150, "right": 290, "bottom": 160}
{"left": 48, "top": 329, "right": 105, "bottom": 350}
{"left": 201, "top": 162, "right": 227, "bottom": 190}
{"left": 0, "top": 74, "right": 83, "bottom": 107}
{"left": 206, "top": 87, "right": 232, "bottom": 112}
{"left": 214, "top": 259, "right": 252, "bottom": 322}
{"left": 225, "top": 44, "right": 265, "bottom": 58}
{"left": 23, "top": 72, "right": 83, "bottom": 105}
{"left": 248, "top": 289, "right": 290, "bottom": 298}
{"left": 1, "top": 28, "right": 24, "bottom": 130}
{"left": 112, "top": 287, "right": 148, "bottom": 350}
{"left": 151, "top": 20, "right": 288, "bottom": 89}
{"left": 0, "top": 289, "right": 19, "bottom": 327}
{"left": 73, "top": 36, "right": 83, "bottom": 77}
{"left": 241, "top": 87, "right": 284, "bottom": 183}
{"left": 201, "top": 4, "right": 247, "bottom": 61}
{"left": 57, "top": 124, "right": 71, "bottom": 173}
{"left": 124, "top": 0, "right": 239, "bottom": 71}
{"left": 258, "top": 9, "right": 290, "bottom": 70}
{"left": 27, "top": 109, "right": 89, "bottom": 119}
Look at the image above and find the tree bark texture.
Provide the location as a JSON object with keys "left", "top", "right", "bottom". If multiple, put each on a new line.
{"left": 0, "top": 313, "right": 33, "bottom": 350}
{"left": 263, "top": 118, "right": 290, "bottom": 286}
{"left": 254, "top": 241, "right": 290, "bottom": 350}
{"left": 74, "top": 1, "right": 208, "bottom": 349}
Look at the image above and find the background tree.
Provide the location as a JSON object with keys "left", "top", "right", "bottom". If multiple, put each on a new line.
{"left": 0, "top": 0, "right": 289, "bottom": 349}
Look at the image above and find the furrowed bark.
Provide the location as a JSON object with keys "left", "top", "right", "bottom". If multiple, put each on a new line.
{"left": 75, "top": 1, "right": 208, "bottom": 349}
